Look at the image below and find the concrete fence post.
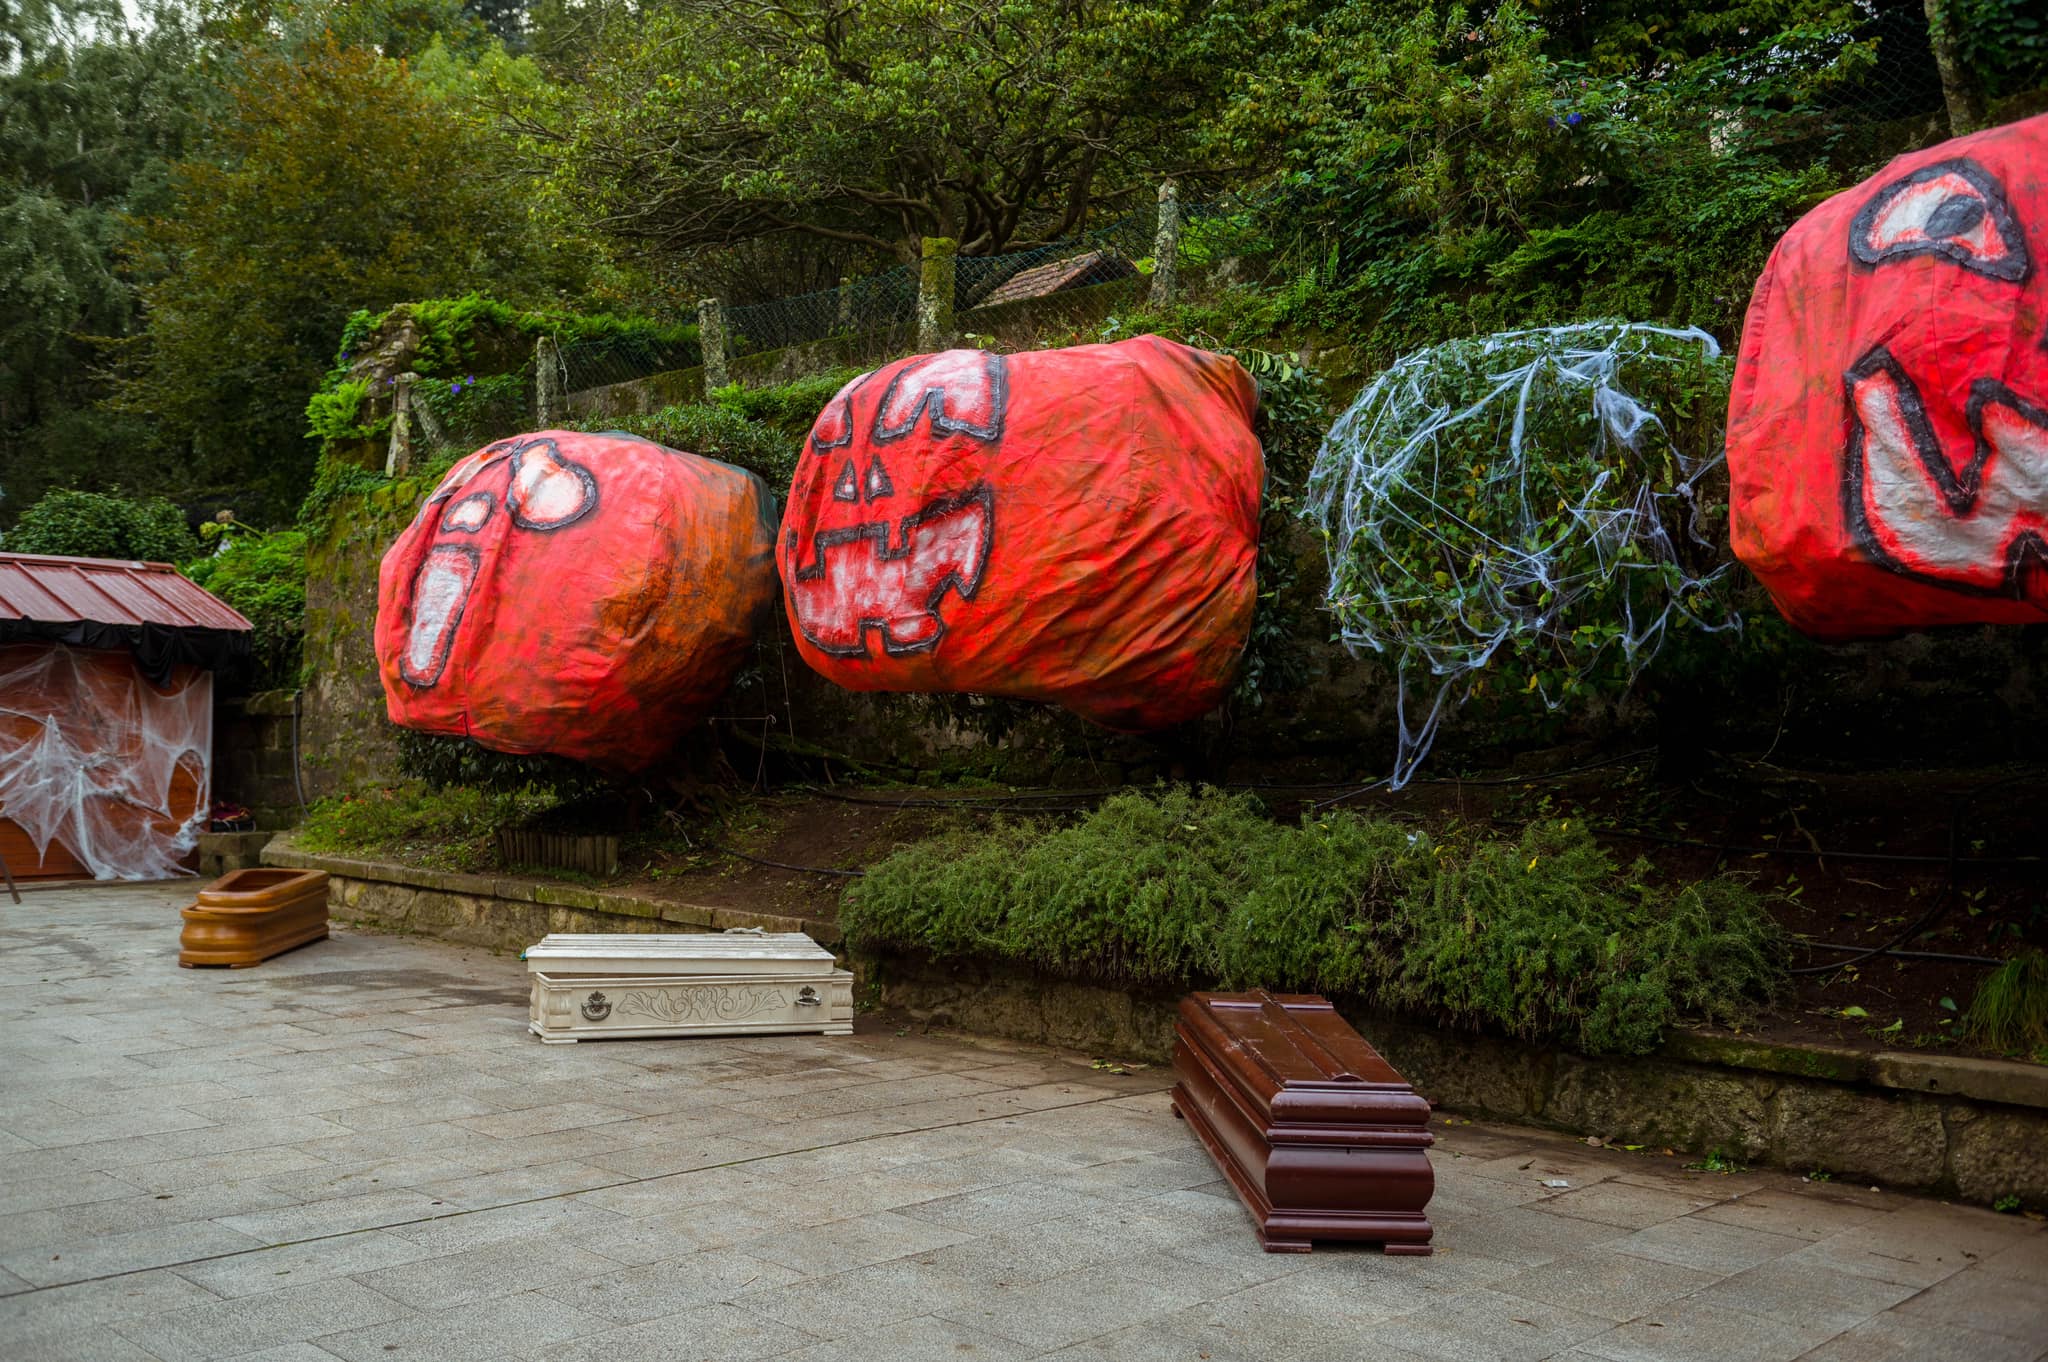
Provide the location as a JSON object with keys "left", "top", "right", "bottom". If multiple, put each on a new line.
{"left": 534, "top": 335, "right": 563, "bottom": 426}
{"left": 836, "top": 276, "right": 854, "bottom": 333}
{"left": 385, "top": 372, "right": 416, "bottom": 477}
{"left": 918, "top": 237, "right": 958, "bottom": 352}
{"left": 698, "top": 297, "right": 730, "bottom": 390}
{"left": 1149, "top": 180, "right": 1181, "bottom": 308}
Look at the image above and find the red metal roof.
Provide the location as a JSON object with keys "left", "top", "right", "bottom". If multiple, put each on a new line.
{"left": 0, "top": 552, "right": 252, "bottom": 632}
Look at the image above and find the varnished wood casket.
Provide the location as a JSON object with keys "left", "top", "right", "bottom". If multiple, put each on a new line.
{"left": 1172, "top": 990, "right": 1435, "bottom": 1253}
{"left": 178, "top": 867, "right": 330, "bottom": 968}
{"left": 523, "top": 930, "right": 853, "bottom": 1043}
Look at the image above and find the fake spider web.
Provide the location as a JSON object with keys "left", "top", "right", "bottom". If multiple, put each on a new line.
{"left": 1304, "top": 322, "right": 1739, "bottom": 788}
{"left": 0, "top": 645, "right": 212, "bottom": 880}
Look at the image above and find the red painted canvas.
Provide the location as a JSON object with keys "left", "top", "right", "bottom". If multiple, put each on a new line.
{"left": 377, "top": 430, "right": 777, "bottom": 770}
{"left": 777, "top": 336, "right": 1264, "bottom": 731}
{"left": 1728, "top": 112, "right": 2048, "bottom": 638}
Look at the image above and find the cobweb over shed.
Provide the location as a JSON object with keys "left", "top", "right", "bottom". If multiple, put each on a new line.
{"left": 1304, "top": 322, "right": 1740, "bottom": 787}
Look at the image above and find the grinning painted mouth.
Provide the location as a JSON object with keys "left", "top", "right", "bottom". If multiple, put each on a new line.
{"left": 1847, "top": 347, "right": 2048, "bottom": 601}
{"left": 786, "top": 485, "right": 994, "bottom": 657}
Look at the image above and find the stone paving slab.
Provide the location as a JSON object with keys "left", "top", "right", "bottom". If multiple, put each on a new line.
{"left": 3, "top": 883, "right": 2044, "bottom": 1362}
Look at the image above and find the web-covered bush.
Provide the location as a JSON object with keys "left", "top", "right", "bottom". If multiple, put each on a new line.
{"left": 1305, "top": 321, "right": 1740, "bottom": 784}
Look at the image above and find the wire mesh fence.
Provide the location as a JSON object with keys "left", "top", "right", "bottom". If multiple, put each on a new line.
{"left": 555, "top": 332, "right": 702, "bottom": 395}
{"left": 727, "top": 266, "right": 921, "bottom": 355}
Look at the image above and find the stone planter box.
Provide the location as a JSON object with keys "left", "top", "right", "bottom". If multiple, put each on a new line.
{"left": 179, "top": 867, "right": 330, "bottom": 968}
{"left": 259, "top": 840, "right": 2048, "bottom": 1209}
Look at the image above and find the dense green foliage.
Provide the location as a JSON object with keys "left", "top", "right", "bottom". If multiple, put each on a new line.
{"left": 1, "top": 487, "right": 195, "bottom": 561}
{"left": 116, "top": 36, "right": 579, "bottom": 521}
{"left": 1231, "top": 0, "right": 1853, "bottom": 355}
{"left": 0, "top": 1, "right": 211, "bottom": 526}
{"left": 396, "top": 730, "right": 605, "bottom": 800}
{"left": 182, "top": 527, "right": 309, "bottom": 689}
{"left": 511, "top": 0, "right": 1229, "bottom": 281}
{"left": 843, "top": 787, "right": 1783, "bottom": 1055}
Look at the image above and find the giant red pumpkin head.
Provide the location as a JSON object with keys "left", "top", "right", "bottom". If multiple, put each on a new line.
{"left": 777, "top": 336, "right": 1263, "bottom": 731}
{"left": 376, "top": 430, "right": 777, "bottom": 770}
{"left": 1728, "top": 112, "right": 2048, "bottom": 637}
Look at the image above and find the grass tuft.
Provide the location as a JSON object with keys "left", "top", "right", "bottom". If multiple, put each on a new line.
{"left": 1966, "top": 950, "right": 2048, "bottom": 1056}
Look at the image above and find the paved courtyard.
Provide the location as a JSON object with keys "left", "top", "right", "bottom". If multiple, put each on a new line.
{"left": 2, "top": 883, "right": 2044, "bottom": 1362}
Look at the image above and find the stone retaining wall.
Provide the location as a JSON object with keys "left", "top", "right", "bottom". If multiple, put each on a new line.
{"left": 870, "top": 954, "right": 2048, "bottom": 1211}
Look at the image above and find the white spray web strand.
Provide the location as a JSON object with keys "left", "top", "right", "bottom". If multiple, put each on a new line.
{"left": 1304, "top": 322, "right": 1740, "bottom": 788}
{"left": 0, "top": 644, "right": 212, "bottom": 879}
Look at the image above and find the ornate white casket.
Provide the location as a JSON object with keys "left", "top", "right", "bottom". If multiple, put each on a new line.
{"left": 523, "top": 930, "right": 854, "bottom": 1043}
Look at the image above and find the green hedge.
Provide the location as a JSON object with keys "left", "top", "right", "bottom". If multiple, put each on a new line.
{"left": 1, "top": 488, "right": 195, "bottom": 562}
{"left": 841, "top": 786, "right": 1782, "bottom": 1056}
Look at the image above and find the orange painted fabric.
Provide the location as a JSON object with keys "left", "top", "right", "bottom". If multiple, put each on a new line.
{"left": 1728, "top": 112, "right": 2048, "bottom": 638}
{"left": 377, "top": 430, "right": 776, "bottom": 770}
{"left": 777, "top": 336, "right": 1263, "bottom": 731}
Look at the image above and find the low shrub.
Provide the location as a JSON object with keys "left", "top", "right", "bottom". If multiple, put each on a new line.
{"left": 2, "top": 488, "right": 195, "bottom": 562}
{"left": 183, "top": 528, "right": 308, "bottom": 690}
{"left": 575, "top": 403, "right": 801, "bottom": 489}
{"left": 841, "top": 786, "right": 1782, "bottom": 1055}
{"left": 296, "top": 780, "right": 560, "bottom": 872}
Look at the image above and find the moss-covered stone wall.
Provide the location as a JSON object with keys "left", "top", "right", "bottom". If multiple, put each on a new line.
{"left": 301, "top": 470, "right": 446, "bottom": 798}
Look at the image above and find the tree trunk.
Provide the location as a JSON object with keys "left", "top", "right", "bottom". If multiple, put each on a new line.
{"left": 1923, "top": 0, "right": 1988, "bottom": 138}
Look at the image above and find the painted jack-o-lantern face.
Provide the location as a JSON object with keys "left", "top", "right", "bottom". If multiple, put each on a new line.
{"left": 776, "top": 336, "right": 1264, "bottom": 732}
{"left": 376, "top": 430, "right": 777, "bottom": 770}
{"left": 1729, "top": 112, "right": 2048, "bottom": 637}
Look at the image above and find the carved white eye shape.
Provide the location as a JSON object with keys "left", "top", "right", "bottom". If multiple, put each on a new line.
{"left": 508, "top": 439, "right": 599, "bottom": 530}
{"left": 440, "top": 492, "right": 494, "bottom": 533}
{"left": 832, "top": 459, "right": 859, "bottom": 502}
{"left": 1851, "top": 159, "right": 2028, "bottom": 281}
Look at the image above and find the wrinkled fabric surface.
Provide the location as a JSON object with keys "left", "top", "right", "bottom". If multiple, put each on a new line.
{"left": 0, "top": 644, "right": 209, "bottom": 879}
{"left": 778, "top": 337, "right": 1263, "bottom": 732}
{"left": 1728, "top": 112, "right": 2048, "bottom": 638}
{"left": 377, "top": 430, "right": 778, "bottom": 770}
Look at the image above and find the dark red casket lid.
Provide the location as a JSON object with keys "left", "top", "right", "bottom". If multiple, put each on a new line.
{"left": 1180, "top": 991, "right": 1432, "bottom": 1131}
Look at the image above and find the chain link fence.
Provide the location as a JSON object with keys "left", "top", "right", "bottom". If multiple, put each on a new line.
{"left": 555, "top": 332, "right": 702, "bottom": 394}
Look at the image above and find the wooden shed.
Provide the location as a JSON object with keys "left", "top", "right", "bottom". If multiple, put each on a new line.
{"left": 0, "top": 552, "right": 252, "bottom": 881}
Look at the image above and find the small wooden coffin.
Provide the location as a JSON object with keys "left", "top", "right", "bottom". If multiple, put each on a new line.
{"left": 1172, "top": 990, "right": 1434, "bottom": 1254}
{"left": 178, "top": 867, "right": 330, "bottom": 968}
{"left": 522, "top": 931, "right": 853, "bottom": 1043}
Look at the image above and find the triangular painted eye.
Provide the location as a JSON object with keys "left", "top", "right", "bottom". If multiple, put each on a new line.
{"left": 864, "top": 453, "right": 894, "bottom": 501}
{"left": 1850, "top": 158, "right": 2029, "bottom": 282}
{"left": 832, "top": 459, "right": 859, "bottom": 502}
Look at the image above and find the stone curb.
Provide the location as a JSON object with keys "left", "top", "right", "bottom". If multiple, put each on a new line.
{"left": 260, "top": 838, "right": 841, "bottom": 946}
{"left": 1662, "top": 1032, "right": 2048, "bottom": 1113}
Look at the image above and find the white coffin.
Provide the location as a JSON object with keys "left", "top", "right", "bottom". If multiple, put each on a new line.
{"left": 521, "top": 930, "right": 853, "bottom": 1043}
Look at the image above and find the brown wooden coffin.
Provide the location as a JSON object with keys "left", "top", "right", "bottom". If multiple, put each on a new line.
{"left": 1172, "top": 990, "right": 1435, "bottom": 1254}
{"left": 178, "top": 867, "right": 330, "bottom": 968}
